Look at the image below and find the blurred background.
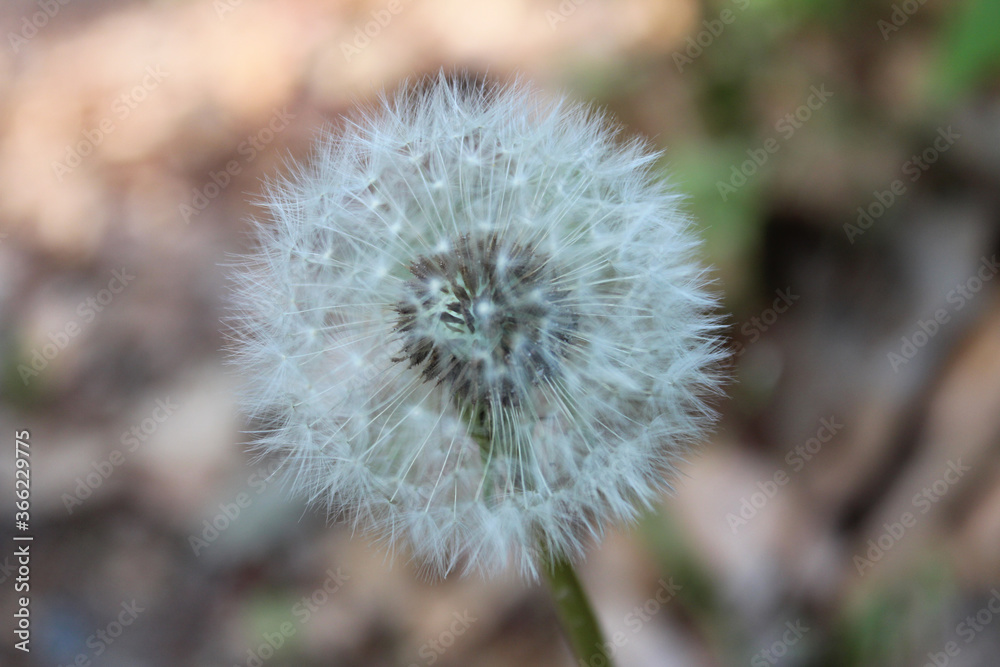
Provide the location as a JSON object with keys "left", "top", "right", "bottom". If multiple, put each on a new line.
{"left": 1, "top": 0, "right": 999, "bottom": 665}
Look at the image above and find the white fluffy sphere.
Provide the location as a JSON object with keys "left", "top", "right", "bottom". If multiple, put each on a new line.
{"left": 228, "top": 73, "right": 724, "bottom": 577}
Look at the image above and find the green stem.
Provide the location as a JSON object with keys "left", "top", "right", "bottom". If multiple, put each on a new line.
{"left": 466, "top": 402, "right": 609, "bottom": 664}
{"left": 542, "top": 549, "right": 614, "bottom": 667}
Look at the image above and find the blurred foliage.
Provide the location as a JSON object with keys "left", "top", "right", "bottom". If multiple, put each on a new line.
{"left": 932, "top": 0, "right": 1000, "bottom": 101}
{"left": 825, "top": 560, "right": 954, "bottom": 667}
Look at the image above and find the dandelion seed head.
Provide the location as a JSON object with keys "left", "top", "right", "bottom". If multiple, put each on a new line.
{"left": 392, "top": 233, "right": 575, "bottom": 409}
{"left": 228, "top": 72, "right": 725, "bottom": 578}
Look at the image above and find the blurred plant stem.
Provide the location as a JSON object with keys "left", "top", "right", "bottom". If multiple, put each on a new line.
{"left": 542, "top": 547, "right": 612, "bottom": 667}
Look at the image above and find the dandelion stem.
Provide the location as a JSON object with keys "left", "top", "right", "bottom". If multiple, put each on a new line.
{"left": 472, "top": 405, "right": 609, "bottom": 664}
{"left": 542, "top": 548, "right": 613, "bottom": 667}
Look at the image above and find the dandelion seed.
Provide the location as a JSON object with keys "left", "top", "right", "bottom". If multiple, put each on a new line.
{"left": 228, "top": 72, "right": 724, "bottom": 578}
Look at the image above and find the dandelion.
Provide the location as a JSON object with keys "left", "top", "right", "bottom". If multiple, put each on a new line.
{"left": 229, "top": 74, "right": 722, "bottom": 613}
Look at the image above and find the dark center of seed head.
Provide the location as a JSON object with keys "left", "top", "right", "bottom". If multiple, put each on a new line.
{"left": 393, "top": 234, "right": 576, "bottom": 408}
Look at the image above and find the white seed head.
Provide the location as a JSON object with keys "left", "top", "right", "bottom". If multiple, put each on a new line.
{"left": 228, "top": 73, "right": 725, "bottom": 578}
